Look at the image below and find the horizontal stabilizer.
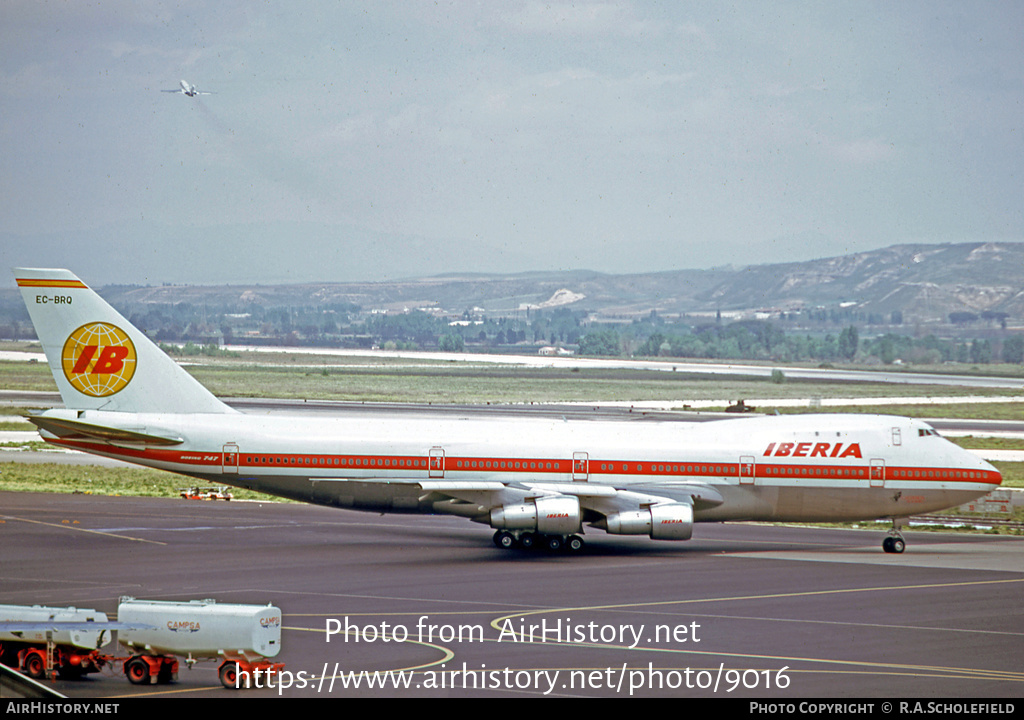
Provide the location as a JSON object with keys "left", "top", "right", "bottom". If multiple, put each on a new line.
{"left": 27, "top": 416, "right": 183, "bottom": 446}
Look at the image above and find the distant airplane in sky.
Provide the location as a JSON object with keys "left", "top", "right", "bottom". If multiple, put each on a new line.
{"left": 162, "top": 80, "right": 213, "bottom": 98}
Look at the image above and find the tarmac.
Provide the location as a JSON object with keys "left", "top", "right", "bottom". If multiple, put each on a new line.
{"left": 2, "top": 491, "right": 1023, "bottom": 698}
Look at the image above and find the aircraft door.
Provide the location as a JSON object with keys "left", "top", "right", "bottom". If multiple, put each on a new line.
{"left": 429, "top": 447, "right": 445, "bottom": 478}
{"left": 572, "top": 452, "right": 589, "bottom": 482}
{"left": 870, "top": 458, "right": 885, "bottom": 488}
{"left": 739, "top": 456, "right": 755, "bottom": 485}
{"left": 222, "top": 443, "right": 239, "bottom": 474}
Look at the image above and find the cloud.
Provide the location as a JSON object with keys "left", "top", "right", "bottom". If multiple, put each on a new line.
{"left": 823, "top": 137, "right": 897, "bottom": 165}
{"left": 499, "top": 1, "right": 665, "bottom": 39}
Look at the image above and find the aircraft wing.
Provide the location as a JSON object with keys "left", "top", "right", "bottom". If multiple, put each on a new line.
{"left": 417, "top": 479, "right": 723, "bottom": 511}
{"left": 314, "top": 477, "right": 722, "bottom": 540}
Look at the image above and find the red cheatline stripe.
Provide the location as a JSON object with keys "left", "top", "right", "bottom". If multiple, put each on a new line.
{"left": 48, "top": 439, "right": 1002, "bottom": 485}
{"left": 16, "top": 278, "right": 88, "bottom": 288}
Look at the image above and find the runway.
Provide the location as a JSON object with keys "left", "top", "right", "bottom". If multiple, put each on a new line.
{"left": 6, "top": 343, "right": 1024, "bottom": 390}
{"left": 220, "top": 344, "right": 1024, "bottom": 391}
{"left": 2, "top": 491, "right": 1022, "bottom": 698}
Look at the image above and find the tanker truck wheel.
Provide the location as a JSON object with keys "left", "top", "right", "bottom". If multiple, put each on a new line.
{"left": 219, "top": 661, "right": 242, "bottom": 689}
{"left": 124, "top": 655, "right": 150, "bottom": 684}
{"left": 23, "top": 651, "right": 45, "bottom": 679}
{"left": 125, "top": 657, "right": 150, "bottom": 685}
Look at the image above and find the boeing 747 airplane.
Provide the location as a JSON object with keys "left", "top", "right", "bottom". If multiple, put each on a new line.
{"left": 14, "top": 268, "right": 1001, "bottom": 554}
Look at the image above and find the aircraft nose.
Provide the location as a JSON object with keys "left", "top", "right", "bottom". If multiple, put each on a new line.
{"left": 984, "top": 458, "right": 1002, "bottom": 487}
{"left": 964, "top": 449, "right": 1002, "bottom": 486}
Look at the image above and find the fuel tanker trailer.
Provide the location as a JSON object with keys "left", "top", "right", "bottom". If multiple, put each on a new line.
{"left": 0, "top": 604, "right": 112, "bottom": 679}
{"left": 117, "top": 597, "right": 284, "bottom": 688}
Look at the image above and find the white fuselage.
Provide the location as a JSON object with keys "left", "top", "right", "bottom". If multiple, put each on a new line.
{"left": 41, "top": 409, "right": 999, "bottom": 524}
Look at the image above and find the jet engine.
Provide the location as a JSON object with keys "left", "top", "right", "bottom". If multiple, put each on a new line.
{"left": 489, "top": 495, "right": 581, "bottom": 535}
{"left": 602, "top": 503, "right": 693, "bottom": 540}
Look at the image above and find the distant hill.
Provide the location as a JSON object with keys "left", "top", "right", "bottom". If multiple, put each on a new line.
{"left": 7, "top": 242, "right": 1023, "bottom": 326}
{"left": 692, "top": 242, "right": 1024, "bottom": 319}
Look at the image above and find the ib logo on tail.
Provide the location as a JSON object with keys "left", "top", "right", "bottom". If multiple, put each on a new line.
{"left": 61, "top": 322, "right": 137, "bottom": 397}
{"left": 16, "top": 267, "right": 230, "bottom": 414}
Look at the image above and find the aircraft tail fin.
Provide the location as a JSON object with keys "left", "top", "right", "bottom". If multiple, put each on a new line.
{"left": 14, "top": 268, "right": 235, "bottom": 414}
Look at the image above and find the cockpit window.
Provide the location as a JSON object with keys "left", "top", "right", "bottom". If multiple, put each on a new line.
{"left": 918, "top": 428, "right": 940, "bottom": 437}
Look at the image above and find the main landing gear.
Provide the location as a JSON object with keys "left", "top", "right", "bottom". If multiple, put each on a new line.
{"left": 493, "top": 530, "right": 585, "bottom": 554}
{"left": 882, "top": 522, "right": 906, "bottom": 554}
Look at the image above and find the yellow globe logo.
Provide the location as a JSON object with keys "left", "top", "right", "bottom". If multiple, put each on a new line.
{"left": 62, "top": 323, "right": 137, "bottom": 397}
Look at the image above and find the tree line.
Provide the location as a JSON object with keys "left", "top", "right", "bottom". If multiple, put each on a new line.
{"left": 580, "top": 322, "right": 1024, "bottom": 365}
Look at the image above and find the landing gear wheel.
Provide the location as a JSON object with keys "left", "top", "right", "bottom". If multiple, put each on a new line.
{"left": 883, "top": 520, "right": 906, "bottom": 554}
{"left": 494, "top": 530, "right": 517, "bottom": 550}
{"left": 219, "top": 661, "right": 241, "bottom": 689}
{"left": 882, "top": 535, "right": 906, "bottom": 554}
{"left": 545, "top": 535, "right": 563, "bottom": 552}
{"left": 519, "top": 532, "right": 536, "bottom": 550}
{"left": 125, "top": 657, "right": 150, "bottom": 685}
{"left": 566, "top": 535, "right": 585, "bottom": 553}
{"left": 23, "top": 652, "right": 45, "bottom": 679}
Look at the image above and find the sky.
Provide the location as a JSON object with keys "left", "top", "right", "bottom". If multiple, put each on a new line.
{"left": 1, "top": 1, "right": 1022, "bottom": 286}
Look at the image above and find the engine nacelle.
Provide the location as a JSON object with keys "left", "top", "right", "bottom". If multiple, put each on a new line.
{"left": 604, "top": 503, "right": 693, "bottom": 541}
{"left": 649, "top": 503, "right": 693, "bottom": 540}
{"left": 489, "top": 496, "right": 581, "bottom": 535}
{"left": 603, "top": 510, "right": 652, "bottom": 536}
